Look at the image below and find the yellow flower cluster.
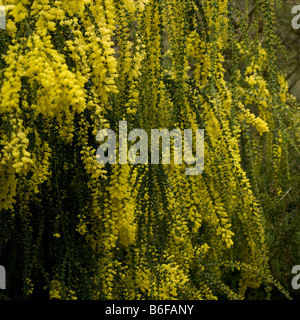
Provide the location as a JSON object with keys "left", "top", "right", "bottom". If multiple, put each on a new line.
{"left": 102, "top": 164, "right": 137, "bottom": 250}
{"left": 0, "top": 0, "right": 293, "bottom": 300}
{"left": 187, "top": 31, "right": 212, "bottom": 86}
{"left": 50, "top": 279, "right": 78, "bottom": 300}
{"left": 0, "top": 115, "right": 33, "bottom": 210}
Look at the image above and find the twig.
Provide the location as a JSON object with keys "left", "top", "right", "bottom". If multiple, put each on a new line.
{"left": 278, "top": 187, "right": 292, "bottom": 201}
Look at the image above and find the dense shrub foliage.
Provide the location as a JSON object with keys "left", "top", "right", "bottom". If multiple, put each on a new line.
{"left": 0, "top": 0, "right": 299, "bottom": 300}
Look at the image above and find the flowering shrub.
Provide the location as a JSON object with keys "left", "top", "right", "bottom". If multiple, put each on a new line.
{"left": 0, "top": 0, "right": 298, "bottom": 300}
